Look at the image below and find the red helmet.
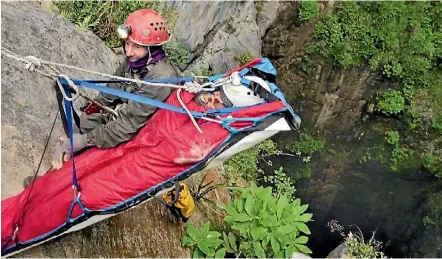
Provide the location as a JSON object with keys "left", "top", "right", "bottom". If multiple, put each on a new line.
{"left": 118, "top": 9, "right": 170, "bottom": 46}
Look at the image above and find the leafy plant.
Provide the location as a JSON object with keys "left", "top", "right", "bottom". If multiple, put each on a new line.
{"left": 294, "top": 164, "right": 312, "bottom": 181}
{"left": 54, "top": 1, "right": 175, "bottom": 48}
{"left": 255, "top": 2, "right": 264, "bottom": 18}
{"left": 221, "top": 231, "right": 239, "bottom": 255}
{"left": 423, "top": 152, "right": 436, "bottom": 169}
{"left": 390, "top": 146, "right": 410, "bottom": 171}
{"left": 374, "top": 90, "right": 405, "bottom": 116}
{"left": 432, "top": 115, "right": 442, "bottom": 135}
{"left": 345, "top": 231, "right": 387, "bottom": 258}
{"left": 233, "top": 52, "right": 254, "bottom": 66}
{"left": 292, "top": 133, "right": 324, "bottom": 155}
{"left": 423, "top": 215, "right": 436, "bottom": 226}
{"left": 385, "top": 130, "right": 400, "bottom": 145}
{"left": 309, "top": 1, "right": 442, "bottom": 125}
{"left": 225, "top": 140, "right": 280, "bottom": 183}
{"left": 263, "top": 167, "right": 296, "bottom": 200}
{"left": 164, "top": 40, "right": 190, "bottom": 67}
{"left": 298, "top": 1, "right": 320, "bottom": 23}
{"left": 359, "top": 151, "right": 372, "bottom": 163}
{"left": 181, "top": 222, "right": 226, "bottom": 258}
{"left": 422, "top": 151, "right": 442, "bottom": 179}
{"left": 327, "top": 220, "right": 387, "bottom": 258}
{"left": 223, "top": 182, "right": 313, "bottom": 258}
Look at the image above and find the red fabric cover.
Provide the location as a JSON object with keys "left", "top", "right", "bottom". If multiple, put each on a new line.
{"left": 1, "top": 89, "right": 286, "bottom": 248}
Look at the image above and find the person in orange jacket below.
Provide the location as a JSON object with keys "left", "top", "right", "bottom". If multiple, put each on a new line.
{"left": 23, "top": 9, "right": 181, "bottom": 187}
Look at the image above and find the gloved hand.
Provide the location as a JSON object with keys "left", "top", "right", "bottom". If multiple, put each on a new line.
{"left": 52, "top": 133, "right": 89, "bottom": 169}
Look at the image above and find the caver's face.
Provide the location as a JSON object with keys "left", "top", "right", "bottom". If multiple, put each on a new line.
{"left": 124, "top": 39, "right": 148, "bottom": 62}
{"left": 200, "top": 91, "right": 225, "bottom": 108}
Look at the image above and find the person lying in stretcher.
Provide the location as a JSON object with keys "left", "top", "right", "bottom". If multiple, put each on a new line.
{"left": 23, "top": 74, "right": 273, "bottom": 188}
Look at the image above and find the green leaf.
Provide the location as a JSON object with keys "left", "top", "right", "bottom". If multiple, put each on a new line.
{"left": 294, "top": 236, "right": 308, "bottom": 244}
{"left": 222, "top": 232, "right": 233, "bottom": 253}
{"left": 228, "top": 232, "right": 237, "bottom": 252}
{"left": 262, "top": 235, "right": 271, "bottom": 248}
{"left": 224, "top": 204, "right": 238, "bottom": 216}
{"left": 276, "top": 231, "right": 289, "bottom": 244}
{"left": 298, "top": 213, "right": 313, "bottom": 223}
{"left": 240, "top": 241, "right": 252, "bottom": 252}
{"left": 259, "top": 199, "right": 268, "bottom": 215}
{"left": 205, "top": 238, "right": 223, "bottom": 249}
{"left": 296, "top": 223, "right": 311, "bottom": 235}
{"left": 187, "top": 223, "right": 199, "bottom": 241}
{"left": 201, "top": 222, "right": 211, "bottom": 239}
{"left": 276, "top": 250, "right": 285, "bottom": 258}
{"left": 193, "top": 248, "right": 204, "bottom": 258}
{"left": 257, "top": 227, "right": 268, "bottom": 240}
{"left": 244, "top": 194, "right": 256, "bottom": 216}
{"left": 234, "top": 198, "right": 244, "bottom": 213}
{"left": 234, "top": 213, "right": 253, "bottom": 222}
{"left": 293, "top": 198, "right": 301, "bottom": 206}
{"left": 251, "top": 227, "right": 260, "bottom": 240}
{"left": 266, "top": 214, "right": 280, "bottom": 227}
{"left": 232, "top": 221, "right": 250, "bottom": 230}
{"left": 215, "top": 248, "right": 226, "bottom": 258}
{"left": 198, "top": 242, "right": 210, "bottom": 255}
{"left": 254, "top": 241, "right": 266, "bottom": 258}
{"left": 285, "top": 245, "right": 295, "bottom": 258}
{"left": 295, "top": 244, "right": 312, "bottom": 254}
{"left": 270, "top": 237, "right": 281, "bottom": 255}
{"left": 276, "top": 195, "right": 289, "bottom": 219}
{"left": 276, "top": 224, "right": 296, "bottom": 236}
{"left": 207, "top": 231, "right": 222, "bottom": 239}
{"left": 268, "top": 200, "right": 277, "bottom": 214}
{"left": 224, "top": 215, "right": 236, "bottom": 224}
{"left": 207, "top": 248, "right": 216, "bottom": 257}
{"left": 181, "top": 236, "right": 195, "bottom": 246}
{"left": 298, "top": 204, "right": 309, "bottom": 215}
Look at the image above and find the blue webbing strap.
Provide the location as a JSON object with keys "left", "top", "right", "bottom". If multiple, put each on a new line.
{"left": 62, "top": 78, "right": 208, "bottom": 117}
{"left": 62, "top": 84, "right": 80, "bottom": 190}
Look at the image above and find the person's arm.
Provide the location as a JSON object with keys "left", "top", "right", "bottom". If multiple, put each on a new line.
{"left": 87, "top": 59, "right": 179, "bottom": 148}
{"left": 87, "top": 85, "right": 171, "bottom": 148}
{"left": 93, "top": 59, "right": 129, "bottom": 107}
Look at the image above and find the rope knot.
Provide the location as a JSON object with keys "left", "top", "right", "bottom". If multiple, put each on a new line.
{"left": 183, "top": 81, "right": 203, "bottom": 93}
{"left": 24, "top": 56, "right": 42, "bottom": 72}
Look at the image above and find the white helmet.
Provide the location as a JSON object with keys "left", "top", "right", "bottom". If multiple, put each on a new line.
{"left": 220, "top": 75, "right": 272, "bottom": 107}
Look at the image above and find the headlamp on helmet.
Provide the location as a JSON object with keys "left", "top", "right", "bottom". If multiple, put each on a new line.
{"left": 118, "top": 24, "right": 132, "bottom": 39}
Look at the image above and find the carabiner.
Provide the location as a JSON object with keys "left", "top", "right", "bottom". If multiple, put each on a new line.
{"left": 56, "top": 75, "right": 80, "bottom": 102}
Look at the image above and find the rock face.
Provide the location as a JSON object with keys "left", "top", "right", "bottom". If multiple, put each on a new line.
{"left": 261, "top": 3, "right": 442, "bottom": 257}
{"left": 261, "top": 2, "right": 387, "bottom": 132}
{"left": 1, "top": 1, "right": 121, "bottom": 199}
{"left": 166, "top": 1, "right": 281, "bottom": 73}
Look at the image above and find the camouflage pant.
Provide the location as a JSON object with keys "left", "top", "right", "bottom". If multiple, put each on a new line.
{"left": 79, "top": 112, "right": 105, "bottom": 134}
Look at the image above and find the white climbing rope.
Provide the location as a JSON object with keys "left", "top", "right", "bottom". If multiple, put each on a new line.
{"left": 1, "top": 48, "right": 198, "bottom": 91}
{"left": 177, "top": 89, "right": 203, "bottom": 134}
{"left": 2, "top": 47, "right": 232, "bottom": 132}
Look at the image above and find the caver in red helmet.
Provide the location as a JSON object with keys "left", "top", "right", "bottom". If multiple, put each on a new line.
{"left": 118, "top": 9, "right": 170, "bottom": 46}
